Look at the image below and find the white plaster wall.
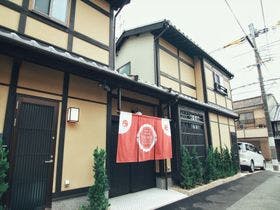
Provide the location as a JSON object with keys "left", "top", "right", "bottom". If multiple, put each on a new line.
{"left": 116, "top": 33, "right": 155, "bottom": 84}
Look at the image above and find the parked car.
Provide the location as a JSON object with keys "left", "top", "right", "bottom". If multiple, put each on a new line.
{"left": 238, "top": 142, "right": 266, "bottom": 172}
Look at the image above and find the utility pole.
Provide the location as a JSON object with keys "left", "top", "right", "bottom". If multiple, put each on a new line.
{"left": 249, "top": 23, "right": 279, "bottom": 171}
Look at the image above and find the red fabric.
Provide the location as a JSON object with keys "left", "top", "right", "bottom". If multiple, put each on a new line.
{"left": 137, "top": 116, "right": 157, "bottom": 162}
{"left": 117, "top": 112, "right": 173, "bottom": 163}
{"left": 155, "top": 118, "right": 172, "bottom": 160}
{"left": 116, "top": 112, "right": 138, "bottom": 163}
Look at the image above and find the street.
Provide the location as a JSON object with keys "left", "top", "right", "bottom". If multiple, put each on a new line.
{"left": 158, "top": 171, "right": 280, "bottom": 210}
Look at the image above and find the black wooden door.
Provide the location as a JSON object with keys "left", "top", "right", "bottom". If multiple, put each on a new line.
{"left": 109, "top": 117, "right": 155, "bottom": 198}
{"left": 130, "top": 160, "right": 155, "bottom": 193}
{"left": 109, "top": 117, "right": 130, "bottom": 197}
{"left": 10, "top": 96, "right": 58, "bottom": 210}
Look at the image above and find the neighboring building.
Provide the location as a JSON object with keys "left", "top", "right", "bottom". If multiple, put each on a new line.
{"left": 271, "top": 105, "right": 280, "bottom": 160}
{"left": 116, "top": 20, "right": 238, "bottom": 184}
{"left": 233, "top": 94, "right": 279, "bottom": 160}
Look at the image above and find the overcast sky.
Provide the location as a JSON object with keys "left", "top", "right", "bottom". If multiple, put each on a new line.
{"left": 116, "top": 0, "right": 280, "bottom": 102}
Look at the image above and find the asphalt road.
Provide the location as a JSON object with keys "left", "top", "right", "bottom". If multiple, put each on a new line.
{"left": 157, "top": 171, "right": 280, "bottom": 210}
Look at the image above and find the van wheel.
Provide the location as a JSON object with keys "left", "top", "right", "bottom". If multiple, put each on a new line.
{"left": 249, "top": 160, "right": 255, "bottom": 173}
{"left": 260, "top": 161, "right": 266, "bottom": 170}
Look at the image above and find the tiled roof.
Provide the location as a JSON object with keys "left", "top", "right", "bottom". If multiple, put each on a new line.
{"left": 0, "top": 27, "right": 238, "bottom": 118}
{"left": 116, "top": 19, "right": 234, "bottom": 78}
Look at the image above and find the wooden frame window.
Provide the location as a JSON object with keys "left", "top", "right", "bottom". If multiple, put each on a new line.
{"left": 213, "top": 72, "right": 228, "bottom": 96}
{"left": 30, "top": 0, "right": 70, "bottom": 25}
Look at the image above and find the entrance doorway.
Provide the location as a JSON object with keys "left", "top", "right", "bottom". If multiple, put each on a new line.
{"left": 109, "top": 116, "right": 156, "bottom": 197}
{"left": 9, "top": 95, "right": 58, "bottom": 209}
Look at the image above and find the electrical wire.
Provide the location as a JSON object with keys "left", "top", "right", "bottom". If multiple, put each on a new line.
{"left": 224, "top": 0, "right": 276, "bottom": 67}
{"left": 232, "top": 77, "right": 280, "bottom": 91}
{"left": 259, "top": 0, "right": 272, "bottom": 62}
{"left": 260, "top": 0, "right": 267, "bottom": 29}
{"left": 224, "top": 0, "right": 248, "bottom": 38}
{"left": 232, "top": 82, "right": 275, "bottom": 96}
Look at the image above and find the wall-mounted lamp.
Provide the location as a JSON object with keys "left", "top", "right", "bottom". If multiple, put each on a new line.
{"left": 67, "top": 107, "right": 80, "bottom": 123}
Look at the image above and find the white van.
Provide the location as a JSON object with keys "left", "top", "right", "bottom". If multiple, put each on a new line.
{"left": 238, "top": 142, "right": 266, "bottom": 172}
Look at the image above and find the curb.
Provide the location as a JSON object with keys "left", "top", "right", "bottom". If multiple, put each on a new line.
{"left": 171, "top": 171, "right": 255, "bottom": 197}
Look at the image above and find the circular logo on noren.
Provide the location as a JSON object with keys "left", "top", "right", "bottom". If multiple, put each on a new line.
{"left": 137, "top": 124, "right": 157, "bottom": 152}
{"left": 122, "top": 120, "right": 128, "bottom": 128}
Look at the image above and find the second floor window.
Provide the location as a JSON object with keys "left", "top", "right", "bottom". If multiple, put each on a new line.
{"left": 214, "top": 73, "right": 223, "bottom": 86}
{"left": 214, "top": 73, "right": 228, "bottom": 96}
{"left": 239, "top": 112, "right": 254, "bottom": 124}
{"left": 33, "top": 0, "right": 69, "bottom": 24}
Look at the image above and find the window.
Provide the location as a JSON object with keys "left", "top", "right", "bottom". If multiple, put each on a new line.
{"left": 239, "top": 112, "right": 254, "bottom": 124}
{"left": 32, "top": 0, "right": 69, "bottom": 24}
{"left": 213, "top": 73, "right": 227, "bottom": 96}
{"left": 180, "top": 110, "right": 204, "bottom": 122}
{"left": 118, "top": 62, "right": 131, "bottom": 76}
{"left": 214, "top": 73, "right": 222, "bottom": 85}
{"left": 276, "top": 122, "right": 280, "bottom": 131}
{"left": 238, "top": 143, "right": 242, "bottom": 150}
{"left": 253, "top": 146, "right": 259, "bottom": 153}
{"left": 245, "top": 144, "right": 255, "bottom": 152}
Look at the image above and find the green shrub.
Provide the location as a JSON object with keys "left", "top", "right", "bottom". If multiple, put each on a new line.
{"left": 191, "top": 147, "right": 203, "bottom": 185}
{"left": 180, "top": 145, "right": 239, "bottom": 190}
{"left": 0, "top": 139, "right": 8, "bottom": 210}
{"left": 180, "top": 146, "right": 194, "bottom": 189}
{"left": 223, "top": 146, "right": 234, "bottom": 176}
{"left": 219, "top": 147, "right": 227, "bottom": 178}
{"left": 81, "top": 148, "right": 109, "bottom": 210}
{"left": 204, "top": 147, "right": 216, "bottom": 183}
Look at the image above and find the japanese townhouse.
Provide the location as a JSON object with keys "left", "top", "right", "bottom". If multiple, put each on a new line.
{"left": 0, "top": 1, "right": 238, "bottom": 209}
{"left": 116, "top": 20, "right": 238, "bottom": 184}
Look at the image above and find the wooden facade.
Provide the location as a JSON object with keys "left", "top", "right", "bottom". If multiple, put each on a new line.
{"left": 116, "top": 20, "right": 238, "bottom": 184}
{"left": 0, "top": 3, "right": 238, "bottom": 209}
{"left": 0, "top": 0, "right": 136, "bottom": 208}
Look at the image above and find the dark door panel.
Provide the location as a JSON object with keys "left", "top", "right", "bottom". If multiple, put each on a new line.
{"left": 10, "top": 96, "right": 58, "bottom": 210}
{"left": 130, "top": 160, "right": 155, "bottom": 193}
{"left": 109, "top": 118, "right": 130, "bottom": 197}
{"left": 109, "top": 117, "right": 155, "bottom": 198}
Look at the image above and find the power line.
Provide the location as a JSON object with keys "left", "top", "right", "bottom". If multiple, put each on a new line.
{"left": 260, "top": 0, "right": 267, "bottom": 29}
{"left": 224, "top": 0, "right": 247, "bottom": 37}
{"left": 232, "top": 80, "right": 279, "bottom": 95}
{"left": 232, "top": 77, "right": 280, "bottom": 91}
{"left": 259, "top": 0, "right": 273, "bottom": 62}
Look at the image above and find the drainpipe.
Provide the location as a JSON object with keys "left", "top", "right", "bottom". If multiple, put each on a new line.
{"left": 154, "top": 23, "right": 170, "bottom": 86}
{"left": 154, "top": 24, "right": 171, "bottom": 190}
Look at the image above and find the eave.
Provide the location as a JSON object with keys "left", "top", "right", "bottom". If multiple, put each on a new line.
{"left": 116, "top": 20, "right": 234, "bottom": 79}
{"left": 0, "top": 27, "right": 238, "bottom": 119}
{"left": 107, "top": 0, "right": 130, "bottom": 10}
